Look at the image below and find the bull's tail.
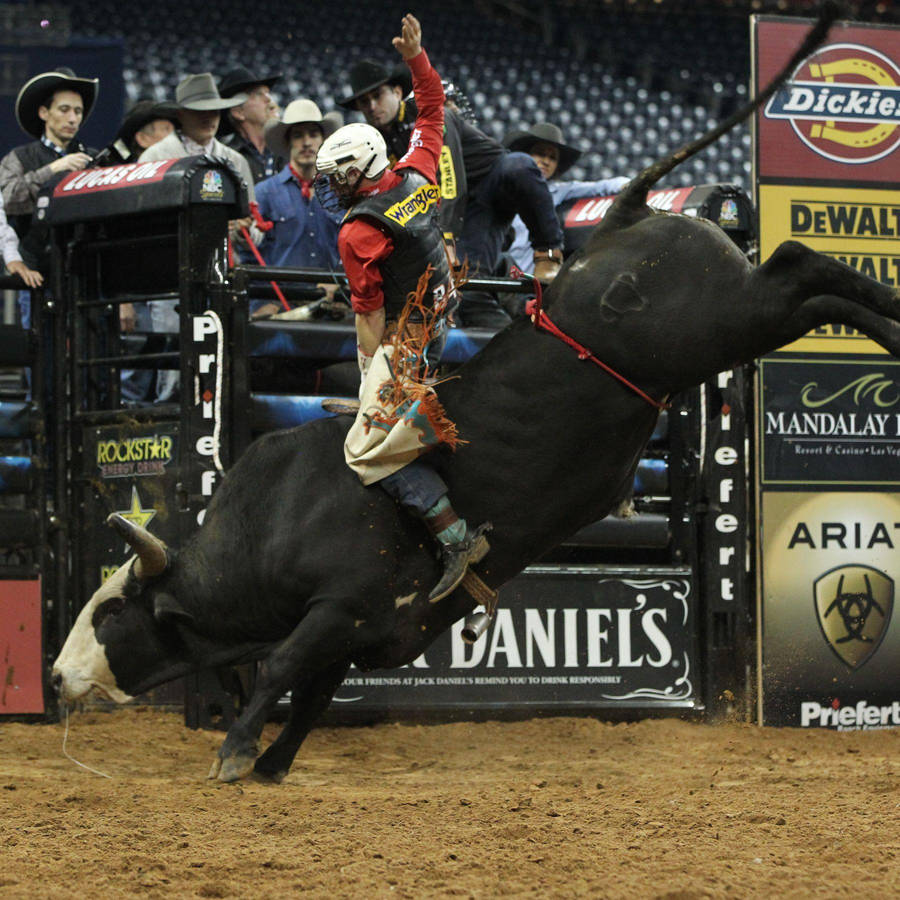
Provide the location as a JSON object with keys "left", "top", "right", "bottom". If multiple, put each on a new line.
{"left": 600, "top": 1, "right": 842, "bottom": 231}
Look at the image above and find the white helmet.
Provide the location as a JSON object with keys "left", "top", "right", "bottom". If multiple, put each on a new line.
{"left": 316, "top": 122, "right": 389, "bottom": 186}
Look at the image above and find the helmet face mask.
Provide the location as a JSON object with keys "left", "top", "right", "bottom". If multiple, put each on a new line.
{"left": 316, "top": 123, "right": 389, "bottom": 208}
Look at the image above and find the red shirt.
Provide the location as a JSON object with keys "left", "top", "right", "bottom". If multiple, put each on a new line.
{"left": 338, "top": 49, "right": 445, "bottom": 314}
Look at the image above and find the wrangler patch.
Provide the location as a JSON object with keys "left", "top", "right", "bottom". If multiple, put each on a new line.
{"left": 384, "top": 183, "right": 441, "bottom": 226}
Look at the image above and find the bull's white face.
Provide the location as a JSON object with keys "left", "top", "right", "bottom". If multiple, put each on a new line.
{"left": 52, "top": 561, "right": 136, "bottom": 703}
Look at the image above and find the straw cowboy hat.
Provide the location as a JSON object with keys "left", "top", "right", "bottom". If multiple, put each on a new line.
{"left": 503, "top": 122, "right": 582, "bottom": 176}
{"left": 264, "top": 100, "right": 340, "bottom": 158}
{"left": 337, "top": 59, "right": 412, "bottom": 109}
{"left": 174, "top": 73, "right": 245, "bottom": 111}
{"left": 15, "top": 67, "right": 99, "bottom": 138}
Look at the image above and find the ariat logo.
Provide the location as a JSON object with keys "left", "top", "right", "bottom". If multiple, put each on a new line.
{"left": 384, "top": 183, "right": 440, "bottom": 226}
{"left": 814, "top": 564, "right": 894, "bottom": 669}
{"left": 764, "top": 43, "right": 900, "bottom": 164}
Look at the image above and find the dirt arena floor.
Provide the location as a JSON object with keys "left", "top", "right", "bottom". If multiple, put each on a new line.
{"left": 0, "top": 708, "right": 897, "bottom": 898}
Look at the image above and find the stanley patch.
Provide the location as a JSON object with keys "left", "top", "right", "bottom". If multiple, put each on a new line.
{"left": 814, "top": 564, "right": 894, "bottom": 669}
{"left": 384, "top": 183, "right": 441, "bottom": 227}
{"left": 438, "top": 146, "right": 457, "bottom": 200}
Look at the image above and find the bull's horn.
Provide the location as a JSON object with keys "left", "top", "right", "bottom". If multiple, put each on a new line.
{"left": 106, "top": 513, "right": 168, "bottom": 580}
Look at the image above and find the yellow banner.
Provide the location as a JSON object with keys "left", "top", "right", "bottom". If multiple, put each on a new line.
{"left": 758, "top": 183, "right": 900, "bottom": 354}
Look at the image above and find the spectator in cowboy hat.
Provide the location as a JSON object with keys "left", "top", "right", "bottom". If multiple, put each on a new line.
{"left": 503, "top": 122, "right": 629, "bottom": 278}
{"left": 218, "top": 66, "right": 284, "bottom": 183}
{"left": 337, "top": 58, "right": 412, "bottom": 128}
{"left": 338, "top": 58, "right": 565, "bottom": 329}
{"left": 117, "top": 99, "right": 178, "bottom": 161}
{"left": 0, "top": 66, "right": 98, "bottom": 326}
{"left": 248, "top": 100, "right": 343, "bottom": 318}
{"left": 138, "top": 72, "right": 257, "bottom": 403}
{"left": 138, "top": 72, "right": 255, "bottom": 201}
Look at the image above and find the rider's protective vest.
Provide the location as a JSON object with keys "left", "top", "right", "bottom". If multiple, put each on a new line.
{"left": 343, "top": 169, "right": 451, "bottom": 322}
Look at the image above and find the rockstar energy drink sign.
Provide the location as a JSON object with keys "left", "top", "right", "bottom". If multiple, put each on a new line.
{"left": 754, "top": 17, "right": 900, "bottom": 727}
{"left": 79, "top": 422, "right": 180, "bottom": 602}
{"left": 95, "top": 433, "right": 175, "bottom": 478}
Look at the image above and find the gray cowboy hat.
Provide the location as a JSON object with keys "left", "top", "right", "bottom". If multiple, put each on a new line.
{"left": 15, "top": 67, "right": 99, "bottom": 138}
{"left": 337, "top": 59, "right": 412, "bottom": 109}
{"left": 174, "top": 73, "right": 245, "bottom": 111}
{"left": 503, "top": 122, "right": 582, "bottom": 176}
{"left": 264, "top": 99, "right": 340, "bottom": 158}
{"left": 116, "top": 98, "right": 178, "bottom": 147}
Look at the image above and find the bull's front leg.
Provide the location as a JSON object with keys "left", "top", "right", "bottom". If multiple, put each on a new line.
{"left": 253, "top": 660, "right": 350, "bottom": 783}
{"left": 208, "top": 603, "right": 356, "bottom": 783}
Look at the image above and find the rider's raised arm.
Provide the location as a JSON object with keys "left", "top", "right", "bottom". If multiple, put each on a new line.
{"left": 393, "top": 14, "right": 444, "bottom": 183}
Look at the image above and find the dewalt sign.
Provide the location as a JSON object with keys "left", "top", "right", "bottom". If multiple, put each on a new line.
{"left": 759, "top": 184, "right": 900, "bottom": 354}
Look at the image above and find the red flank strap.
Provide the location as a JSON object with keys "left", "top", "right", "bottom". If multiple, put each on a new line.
{"left": 525, "top": 278, "right": 669, "bottom": 411}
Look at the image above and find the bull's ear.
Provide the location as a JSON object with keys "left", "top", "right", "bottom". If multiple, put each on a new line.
{"left": 153, "top": 592, "right": 194, "bottom": 625}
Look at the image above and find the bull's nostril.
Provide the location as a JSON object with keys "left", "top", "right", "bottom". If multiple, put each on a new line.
{"left": 52, "top": 672, "right": 63, "bottom": 693}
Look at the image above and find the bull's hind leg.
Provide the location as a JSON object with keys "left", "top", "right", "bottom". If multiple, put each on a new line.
{"left": 252, "top": 660, "right": 350, "bottom": 783}
{"left": 208, "top": 603, "right": 357, "bottom": 783}
{"left": 749, "top": 241, "right": 900, "bottom": 353}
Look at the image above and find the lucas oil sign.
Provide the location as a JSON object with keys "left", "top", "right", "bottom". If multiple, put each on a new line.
{"left": 329, "top": 567, "right": 699, "bottom": 714}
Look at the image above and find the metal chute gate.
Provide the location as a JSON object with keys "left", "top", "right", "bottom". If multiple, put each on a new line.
{"left": 4, "top": 161, "right": 753, "bottom": 726}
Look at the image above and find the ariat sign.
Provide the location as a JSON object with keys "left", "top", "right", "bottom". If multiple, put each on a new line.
{"left": 764, "top": 43, "right": 900, "bottom": 164}
{"left": 800, "top": 699, "right": 900, "bottom": 729}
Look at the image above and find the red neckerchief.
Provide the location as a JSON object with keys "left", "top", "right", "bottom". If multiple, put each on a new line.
{"left": 289, "top": 163, "right": 314, "bottom": 200}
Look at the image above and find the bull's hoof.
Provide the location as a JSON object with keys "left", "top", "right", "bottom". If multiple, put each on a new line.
{"left": 216, "top": 753, "right": 257, "bottom": 783}
{"left": 251, "top": 766, "right": 287, "bottom": 785}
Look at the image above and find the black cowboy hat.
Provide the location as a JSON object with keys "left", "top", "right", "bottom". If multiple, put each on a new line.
{"left": 503, "top": 122, "right": 582, "bottom": 176}
{"left": 337, "top": 59, "right": 412, "bottom": 109}
{"left": 216, "top": 66, "right": 281, "bottom": 136}
{"left": 116, "top": 98, "right": 178, "bottom": 147}
{"left": 15, "top": 67, "right": 99, "bottom": 139}
{"left": 218, "top": 66, "right": 282, "bottom": 99}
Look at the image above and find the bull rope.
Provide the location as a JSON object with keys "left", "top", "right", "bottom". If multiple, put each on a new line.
{"left": 61, "top": 706, "right": 113, "bottom": 779}
{"left": 525, "top": 279, "right": 669, "bottom": 411}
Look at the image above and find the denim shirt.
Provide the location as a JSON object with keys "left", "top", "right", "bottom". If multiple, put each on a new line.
{"left": 507, "top": 176, "right": 629, "bottom": 273}
{"left": 254, "top": 166, "right": 342, "bottom": 270}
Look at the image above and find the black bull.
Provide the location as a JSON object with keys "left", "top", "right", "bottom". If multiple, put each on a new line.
{"left": 56, "top": 6, "right": 897, "bottom": 782}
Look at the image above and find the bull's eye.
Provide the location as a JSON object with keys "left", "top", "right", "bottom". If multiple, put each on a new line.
{"left": 92, "top": 597, "right": 126, "bottom": 629}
